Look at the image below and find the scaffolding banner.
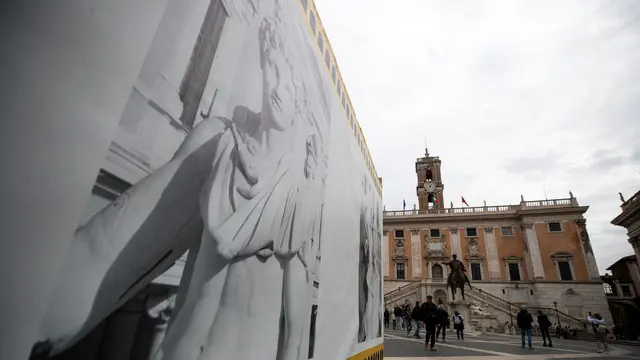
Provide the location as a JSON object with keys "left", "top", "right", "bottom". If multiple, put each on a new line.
{"left": 32, "top": 0, "right": 383, "bottom": 359}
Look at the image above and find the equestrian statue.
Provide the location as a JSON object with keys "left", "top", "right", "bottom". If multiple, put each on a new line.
{"left": 444, "top": 254, "right": 472, "bottom": 301}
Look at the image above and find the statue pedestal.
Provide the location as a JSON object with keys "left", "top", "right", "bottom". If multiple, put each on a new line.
{"left": 448, "top": 300, "right": 472, "bottom": 330}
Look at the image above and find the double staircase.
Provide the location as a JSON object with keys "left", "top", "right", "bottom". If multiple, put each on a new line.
{"left": 383, "top": 283, "right": 587, "bottom": 330}
{"left": 464, "top": 286, "right": 587, "bottom": 329}
{"left": 384, "top": 281, "right": 420, "bottom": 306}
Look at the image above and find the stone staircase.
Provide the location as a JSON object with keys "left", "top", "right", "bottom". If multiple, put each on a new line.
{"left": 384, "top": 282, "right": 421, "bottom": 306}
{"left": 465, "top": 286, "right": 588, "bottom": 330}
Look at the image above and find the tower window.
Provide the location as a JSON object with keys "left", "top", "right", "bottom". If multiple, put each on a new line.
{"left": 427, "top": 193, "right": 436, "bottom": 203}
{"left": 425, "top": 169, "right": 433, "bottom": 181}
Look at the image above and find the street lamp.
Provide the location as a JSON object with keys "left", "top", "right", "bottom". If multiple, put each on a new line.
{"left": 553, "top": 300, "right": 562, "bottom": 328}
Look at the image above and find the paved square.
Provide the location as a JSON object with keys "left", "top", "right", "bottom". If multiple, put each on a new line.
{"left": 383, "top": 328, "right": 640, "bottom": 359}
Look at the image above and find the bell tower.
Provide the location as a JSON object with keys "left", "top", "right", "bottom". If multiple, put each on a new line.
{"left": 416, "top": 146, "right": 444, "bottom": 211}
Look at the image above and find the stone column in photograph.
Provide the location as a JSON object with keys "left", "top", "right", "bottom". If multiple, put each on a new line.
{"left": 449, "top": 227, "right": 462, "bottom": 259}
{"left": 411, "top": 229, "right": 422, "bottom": 278}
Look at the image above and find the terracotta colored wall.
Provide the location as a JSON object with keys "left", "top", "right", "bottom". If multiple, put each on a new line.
{"left": 534, "top": 221, "right": 589, "bottom": 281}
{"left": 495, "top": 226, "right": 529, "bottom": 280}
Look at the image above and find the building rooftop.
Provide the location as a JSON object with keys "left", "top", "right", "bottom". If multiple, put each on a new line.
{"left": 384, "top": 196, "right": 587, "bottom": 221}
{"left": 612, "top": 189, "right": 640, "bottom": 227}
{"left": 606, "top": 254, "right": 638, "bottom": 271}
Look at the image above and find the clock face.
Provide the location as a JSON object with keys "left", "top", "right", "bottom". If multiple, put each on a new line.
{"left": 424, "top": 181, "right": 436, "bottom": 192}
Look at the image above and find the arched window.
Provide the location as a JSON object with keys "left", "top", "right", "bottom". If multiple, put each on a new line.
{"left": 603, "top": 282, "right": 615, "bottom": 295}
{"left": 425, "top": 169, "right": 433, "bottom": 181}
{"left": 432, "top": 264, "right": 443, "bottom": 279}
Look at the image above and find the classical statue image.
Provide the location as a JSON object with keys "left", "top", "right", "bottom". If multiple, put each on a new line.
{"left": 444, "top": 254, "right": 472, "bottom": 301}
{"left": 37, "top": 1, "right": 333, "bottom": 359}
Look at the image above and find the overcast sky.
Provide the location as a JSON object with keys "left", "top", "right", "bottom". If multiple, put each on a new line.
{"left": 315, "top": 0, "right": 640, "bottom": 271}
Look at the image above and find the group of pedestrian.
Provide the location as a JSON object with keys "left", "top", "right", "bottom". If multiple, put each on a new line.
{"left": 385, "top": 295, "right": 466, "bottom": 351}
{"left": 516, "top": 306, "right": 610, "bottom": 354}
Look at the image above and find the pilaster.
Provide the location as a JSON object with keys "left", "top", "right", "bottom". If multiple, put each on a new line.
{"left": 383, "top": 230, "right": 389, "bottom": 277}
{"left": 575, "top": 219, "right": 601, "bottom": 280}
{"left": 630, "top": 236, "right": 640, "bottom": 267}
{"left": 410, "top": 229, "right": 422, "bottom": 278}
{"left": 449, "top": 227, "right": 462, "bottom": 259}
{"left": 483, "top": 226, "right": 501, "bottom": 279}
{"left": 522, "top": 222, "right": 545, "bottom": 279}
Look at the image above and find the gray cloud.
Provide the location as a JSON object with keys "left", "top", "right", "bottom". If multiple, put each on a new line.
{"left": 316, "top": 0, "right": 640, "bottom": 270}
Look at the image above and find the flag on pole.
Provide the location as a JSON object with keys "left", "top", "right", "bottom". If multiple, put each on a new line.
{"left": 461, "top": 196, "right": 470, "bottom": 207}
{"left": 403, "top": 199, "right": 406, "bottom": 210}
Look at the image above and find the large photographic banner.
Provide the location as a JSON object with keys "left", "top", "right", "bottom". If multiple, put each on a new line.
{"left": 31, "top": 0, "right": 383, "bottom": 359}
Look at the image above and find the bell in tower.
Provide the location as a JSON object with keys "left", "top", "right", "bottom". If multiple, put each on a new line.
{"left": 416, "top": 145, "right": 444, "bottom": 211}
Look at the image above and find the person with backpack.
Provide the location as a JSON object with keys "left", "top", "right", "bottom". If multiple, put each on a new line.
{"left": 411, "top": 301, "right": 422, "bottom": 338}
{"left": 587, "top": 312, "right": 609, "bottom": 353}
{"left": 536, "top": 310, "right": 553, "bottom": 347}
{"left": 435, "top": 304, "right": 449, "bottom": 342}
{"left": 516, "top": 305, "right": 534, "bottom": 348}
{"left": 421, "top": 295, "right": 439, "bottom": 351}
{"left": 452, "top": 311, "right": 465, "bottom": 340}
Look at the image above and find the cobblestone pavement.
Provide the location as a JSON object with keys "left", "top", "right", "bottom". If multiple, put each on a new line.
{"left": 383, "top": 328, "right": 640, "bottom": 360}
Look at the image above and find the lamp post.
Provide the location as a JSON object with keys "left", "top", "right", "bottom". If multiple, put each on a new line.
{"left": 553, "top": 300, "right": 561, "bottom": 328}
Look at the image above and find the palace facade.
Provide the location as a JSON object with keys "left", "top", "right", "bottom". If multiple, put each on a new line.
{"left": 382, "top": 149, "right": 611, "bottom": 330}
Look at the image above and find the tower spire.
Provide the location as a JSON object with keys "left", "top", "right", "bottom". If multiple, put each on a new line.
{"left": 424, "top": 137, "right": 429, "bottom": 157}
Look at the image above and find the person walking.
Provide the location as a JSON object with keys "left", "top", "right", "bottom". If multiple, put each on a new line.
{"left": 384, "top": 308, "right": 389, "bottom": 329}
{"left": 536, "top": 310, "right": 553, "bottom": 347}
{"left": 411, "top": 301, "right": 422, "bottom": 338}
{"left": 452, "top": 311, "right": 465, "bottom": 340}
{"left": 421, "top": 295, "right": 439, "bottom": 351}
{"left": 404, "top": 304, "right": 412, "bottom": 335}
{"left": 435, "top": 304, "right": 449, "bottom": 342}
{"left": 393, "top": 306, "right": 401, "bottom": 330}
{"left": 587, "top": 313, "right": 609, "bottom": 353}
{"left": 516, "top": 305, "right": 534, "bottom": 349}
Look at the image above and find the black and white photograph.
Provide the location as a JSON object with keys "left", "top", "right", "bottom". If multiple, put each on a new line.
{"left": 32, "top": 0, "right": 333, "bottom": 359}
{"left": 358, "top": 176, "right": 384, "bottom": 343}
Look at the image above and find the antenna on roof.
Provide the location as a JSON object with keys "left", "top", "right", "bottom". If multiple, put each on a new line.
{"left": 424, "top": 137, "right": 429, "bottom": 157}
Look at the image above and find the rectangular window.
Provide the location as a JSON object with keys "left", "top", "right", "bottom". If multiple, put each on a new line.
{"left": 342, "top": 94, "right": 346, "bottom": 108}
{"left": 300, "top": 0, "right": 308, "bottom": 11}
{"left": 179, "top": 0, "right": 228, "bottom": 128}
{"left": 337, "top": 79, "right": 341, "bottom": 93}
{"left": 501, "top": 226, "right": 514, "bottom": 236}
{"left": 324, "top": 51, "right": 330, "bottom": 68}
{"left": 466, "top": 227, "right": 477, "bottom": 237}
{"left": 317, "top": 34, "right": 324, "bottom": 52}
{"left": 548, "top": 222, "right": 562, "bottom": 232}
{"left": 558, "top": 261, "right": 573, "bottom": 280}
{"left": 331, "top": 65, "right": 336, "bottom": 83}
{"left": 396, "top": 263, "right": 406, "bottom": 280}
{"left": 508, "top": 263, "right": 521, "bottom": 281}
{"left": 347, "top": 104, "right": 350, "bottom": 115}
{"left": 394, "top": 229, "right": 404, "bottom": 238}
{"left": 621, "top": 285, "right": 632, "bottom": 296}
{"left": 309, "top": 11, "right": 316, "bottom": 33}
{"left": 430, "top": 229, "right": 440, "bottom": 238}
{"left": 471, "top": 263, "right": 482, "bottom": 281}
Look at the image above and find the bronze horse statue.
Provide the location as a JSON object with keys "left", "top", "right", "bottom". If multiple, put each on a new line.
{"left": 447, "top": 261, "right": 472, "bottom": 301}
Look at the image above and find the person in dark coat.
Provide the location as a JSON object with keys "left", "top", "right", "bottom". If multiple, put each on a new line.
{"left": 435, "top": 304, "right": 449, "bottom": 342}
{"left": 537, "top": 310, "right": 553, "bottom": 347}
{"left": 421, "top": 295, "right": 439, "bottom": 351}
{"left": 411, "top": 301, "right": 422, "bottom": 338}
{"left": 384, "top": 308, "right": 390, "bottom": 328}
{"left": 517, "top": 306, "right": 534, "bottom": 348}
